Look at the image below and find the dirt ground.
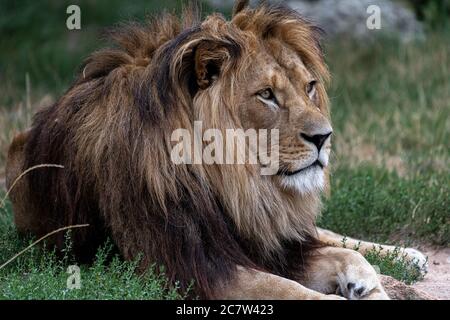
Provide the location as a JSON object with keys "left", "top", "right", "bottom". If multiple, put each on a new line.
{"left": 413, "top": 247, "right": 450, "bottom": 300}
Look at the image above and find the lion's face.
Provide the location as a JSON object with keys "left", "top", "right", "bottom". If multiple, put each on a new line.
{"left": 236, "top": 38, "right": 332, "bottom": 194}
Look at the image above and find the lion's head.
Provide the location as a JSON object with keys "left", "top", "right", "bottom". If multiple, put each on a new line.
{"left": 15, "top": 1, "right": 331, "bottom": 298}
{"left": 221, "top": 4, "right": 332, "bottom": 194}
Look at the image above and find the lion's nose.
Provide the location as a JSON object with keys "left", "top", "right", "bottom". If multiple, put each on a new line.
{"left": 300, "top": 131, "right": 332, "bottom": 151}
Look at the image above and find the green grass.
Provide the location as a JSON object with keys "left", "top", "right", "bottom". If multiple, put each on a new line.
{"left": 0, "top": 203, "right": 188, "bottom": 300}
{"left": 320, "top": 166, "right": 449, "bottom": 246}
{"left": 363, "top": 246, "right": 425, "bottom": 285}
{"left": 0, "top": 1, "right": 448, "bottom": 299}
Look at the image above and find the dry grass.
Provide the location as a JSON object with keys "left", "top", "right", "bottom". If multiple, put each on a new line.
{"left": 328, "top": 34, "right": 450, "bottom": 178}
{"left": 0, "top": 84, "right": 54, "bottom": 177}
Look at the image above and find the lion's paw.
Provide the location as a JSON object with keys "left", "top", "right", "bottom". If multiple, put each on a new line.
{"left": 335, "top": 254, "right": 390, "bottom": 300}
{"left": 402, "top": 248, "right": 428, "bottom": 274}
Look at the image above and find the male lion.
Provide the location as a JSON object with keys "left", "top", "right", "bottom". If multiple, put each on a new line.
{"left": 5, "top": 1, "right": 426, "bottom": 299}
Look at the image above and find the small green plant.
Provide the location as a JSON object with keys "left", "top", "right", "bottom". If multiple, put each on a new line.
{"left": 363, "top": 246, "right": 426, "bottom": 285}
{"left": 336, "top": 237, "right": 424, "bottom": 284}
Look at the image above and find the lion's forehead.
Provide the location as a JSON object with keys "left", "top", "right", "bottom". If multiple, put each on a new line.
{"left": 265, "top": 38, "right": 306, "bottom": 70}
{"left": 245, "top": 38, "right": 312, "bottom": 91}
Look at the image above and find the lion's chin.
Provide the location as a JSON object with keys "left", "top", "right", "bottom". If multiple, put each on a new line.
{"left": 278, "top": 165, "right": 325, "bottom": 195}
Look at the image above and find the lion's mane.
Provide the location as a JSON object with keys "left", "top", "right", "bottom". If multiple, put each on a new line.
{"left": 16, "top": 3, "right": 329, "bottom": 298}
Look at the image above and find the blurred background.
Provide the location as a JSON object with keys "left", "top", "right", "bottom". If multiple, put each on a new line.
{"left": 0, "top": 0, "right": 448, "bottom": 299}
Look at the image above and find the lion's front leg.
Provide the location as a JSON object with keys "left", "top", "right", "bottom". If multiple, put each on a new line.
{"left": 300, "top": 246, "right": 389, "bottom": 300}
{"left": 218, "top": 266, "right": 345, "bottom": 300}
{"left": 317, "top": 228, "right": 428, "bottom": 273}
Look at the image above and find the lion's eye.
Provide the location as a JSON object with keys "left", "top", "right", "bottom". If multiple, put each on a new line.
{"left": 259, "top": 89, "right": 274, "bottom": 100}
{"left": 257, "top": 88, "right": 278, "bottom": 109}
{"left": 306, "top": 80, "right": 317, "bottom": 99}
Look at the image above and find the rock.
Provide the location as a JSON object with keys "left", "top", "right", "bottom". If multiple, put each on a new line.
{"left": 379, "top": 275, "right": 438, "bottom": 300}
{"left": 287, "top": 0, "right": 424, "bottom": 42}
{"left": 206, "top": 0, "right": 424, "bottom": 42}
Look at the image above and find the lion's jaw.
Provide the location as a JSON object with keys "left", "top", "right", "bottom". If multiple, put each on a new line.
{"left": 280, "top": 165, "right": 325, "bottom": 194}
{"left": 277, "top": 138, "right": 331, "bottom": 195}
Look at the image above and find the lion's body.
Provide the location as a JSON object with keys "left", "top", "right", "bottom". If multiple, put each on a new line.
{"left": 6, "top": 2, "right": 424, "bottom": 300}
{"left": 7, "top": 4, "right": 327, "bottom": 299}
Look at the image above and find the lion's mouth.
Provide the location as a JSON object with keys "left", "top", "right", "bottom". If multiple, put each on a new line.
{"left": 277, "top": 160, "right": 324, "bottom": 177}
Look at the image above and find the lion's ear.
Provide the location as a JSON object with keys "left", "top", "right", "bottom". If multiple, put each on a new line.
{"left": 194, "top": 41, "right": 227, "bottom": 90}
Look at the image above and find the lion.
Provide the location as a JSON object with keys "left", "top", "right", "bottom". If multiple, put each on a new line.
{"left": 5, "top": 1, "right": 426, "bottom": 299}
